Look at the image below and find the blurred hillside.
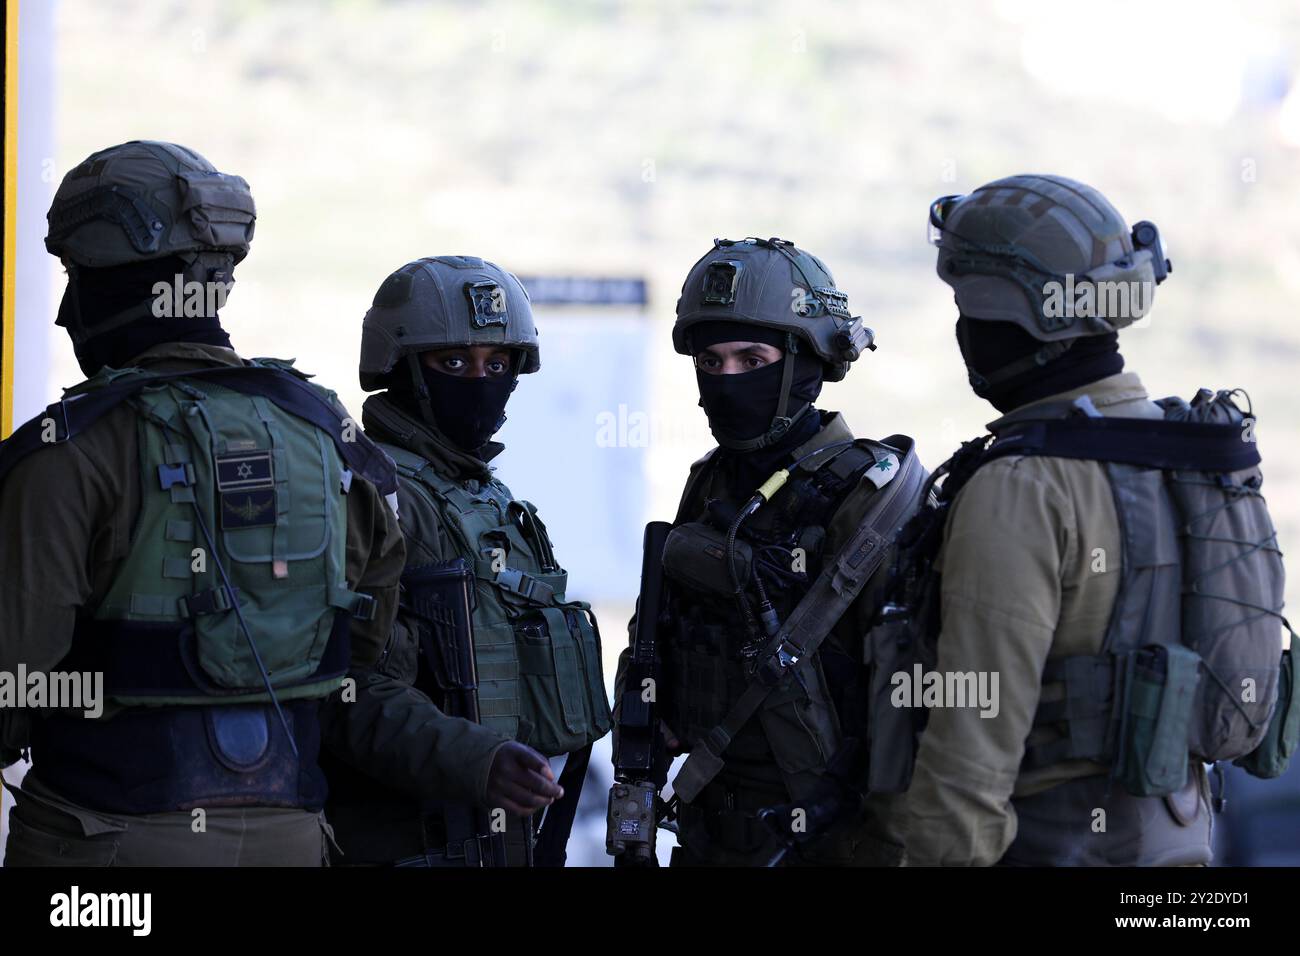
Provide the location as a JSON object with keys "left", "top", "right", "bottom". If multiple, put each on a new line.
{"left": 42, "top": 0, "right": 1300, "bottom": 616}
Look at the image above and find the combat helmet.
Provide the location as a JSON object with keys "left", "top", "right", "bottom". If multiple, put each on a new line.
{"left": 673, "top": 237, "right": 874, "bottom": 449}
{"left": 359, "top": 255, "right": 538, "bottom": 394}
{"left": 930, "top": 174, "right": 1172, "bottom": 347}
{"left": 46, "top": 140, "right": 257, "bottom": 344}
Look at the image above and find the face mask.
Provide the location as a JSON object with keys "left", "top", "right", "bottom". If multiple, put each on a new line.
{"left": 58, "top": 257, "right": 233, "bottom": 377}
{"left": 695, "top": 354, "right": 825, "bottom": 448}
{"left": 954, "top": 315, "right": 995, "bottom": 399}
{"left": 420, "top": 365, "right": 516, "bottom": 451}
{"left": 955, "top": 314, "right": 1123, "bottom": 412}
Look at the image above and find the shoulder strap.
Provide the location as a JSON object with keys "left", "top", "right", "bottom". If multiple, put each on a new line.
{"left": 671, "top": 436, "right": 927, "bottom": 804}
{"left": 0, "top": 365, "right": 398, "bottom": 495}
{"left": 984, "top": 417, "right": 1260, "bottom": 473}
{"left": 381, "top": 442, "right": 432, "bottom": 480}
{"left": 673, "top": 448, "right": 719, "bottom": 523}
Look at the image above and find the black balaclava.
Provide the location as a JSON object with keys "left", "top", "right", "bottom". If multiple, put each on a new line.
{"left": 692, "top": 320, "right": 824, "bottom": 447}
{"left": 417, "top": 366, "right": 516, "bottom": 452}
{"left": 391, "top": 352, "right": 519, "bottom": 455}
{"left": 691, "top": 320, "right": 826, "bottom": 494}
{"left": 955, "top": 315, "right": 1124, "bottom": 413}
{"left": 58, "top": 255, "right": 233, "bottom": 377}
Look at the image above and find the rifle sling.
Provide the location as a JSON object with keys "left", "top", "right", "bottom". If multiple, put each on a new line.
{"left": 533, "top": 742, "right": 593, "bottom": 866}
{"left": 670, "top": 439, "right": 924, "bottom": 805}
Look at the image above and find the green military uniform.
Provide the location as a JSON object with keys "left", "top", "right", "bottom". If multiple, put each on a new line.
{"left": 0, "top": 344, "right": 404, "bottom": 867}
{"left": 321, "top": 256, "right": 610, "bottom": 866}
{"left": 616, "top": 238, "right": 924, "bottom": 867}
{"left": 0, "top": 141, "right": 405, "bottom": 867}
{"left": 904, "top": 175, "right": 1287, "bottom": 865}
{"left": 905, "top": 372, "right": 1209, "bottom": 864}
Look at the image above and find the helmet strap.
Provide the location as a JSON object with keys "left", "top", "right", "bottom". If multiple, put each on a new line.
{"left": 406, "top": 351, "right": 442, "bottom": 434}
{"left": 59, "top": 265, "right": 151, "bottom": 347}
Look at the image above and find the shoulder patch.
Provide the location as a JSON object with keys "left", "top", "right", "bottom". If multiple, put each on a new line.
{"left": 863, "top": 452, "right": 900, "bottom": 489}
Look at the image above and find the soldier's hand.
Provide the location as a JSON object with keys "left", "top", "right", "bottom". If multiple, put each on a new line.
{"left": 487, "top": 741, "right": 564, "bottom": 816}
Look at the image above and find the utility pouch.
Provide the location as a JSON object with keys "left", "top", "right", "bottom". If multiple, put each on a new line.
{"left": 178, "top": 169, "right": 257, "bottom": 249}
{"left": 662, "top": 521, "right": 752, "bottom": 599}
{"left": 1115, "top": 644, "right": 1200, "bottom": 797}
{"left": 1235, "top": 633, "right": 1300, "bottom": 779}
{"left": 863, "top": 607, "right": 919, "bottom": 794}
{"left": 513, "top": 595, "right": 611, "bottom": 757}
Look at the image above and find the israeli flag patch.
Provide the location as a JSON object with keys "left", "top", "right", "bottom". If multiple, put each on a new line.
{"left": 864, "top": 452, "right": 900, "bottom": 489}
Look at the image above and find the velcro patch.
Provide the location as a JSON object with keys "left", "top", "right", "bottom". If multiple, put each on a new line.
{"left": 221, "top": 488, "right": 277, "bottom": 528}
{"left": 216, "top": 450, "right": 274, "bottom": 491}
{"left": 864, "top": 453, "right": 900, "bottom": 489}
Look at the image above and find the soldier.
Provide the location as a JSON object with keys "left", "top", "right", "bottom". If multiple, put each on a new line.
{"left": 902, "top": 174, "right": 1291, "bottom": 865}
{"left": 0, "top": 140, "right": 405, "bottom": 866}
{"left": 320, "top": 256, "right": 611, "bottom": 866}
{"left": 616, "top": 237, "right": 927, "bottom": 866}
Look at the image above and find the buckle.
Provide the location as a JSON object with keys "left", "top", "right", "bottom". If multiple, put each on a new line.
{"left": 158, "top": 461, "right": 194, "bottom": 490}
{"left": 496, "top": 568, "right": 555, "bottom": 605}
{"left": 351, "top": 592, "right": 376, "bottom": 622}
{"left": 444, "top": 836, "right": 488, "bottom": 868}
{"left": 180, "top": 585, "right": 238, "bottom": 618}
{"left": 754, "top": 639, "right": 801, "bottom": 688}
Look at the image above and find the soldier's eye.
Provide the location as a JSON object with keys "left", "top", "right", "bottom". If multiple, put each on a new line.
{"left": 442, "top": 356, "right": 466, "bottom": 372}
{"left": 487, "top": 359, "right": 507, "bottom": 376}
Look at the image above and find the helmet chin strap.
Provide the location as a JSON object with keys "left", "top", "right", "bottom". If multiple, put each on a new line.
{"left": 712, "top": 333, "right": 806, "bottom": 453}
{"left": 58, "top": 264, "right": 149, "bottom": 347}
{"left": 406, "top": 351, "right": 442, "bottom": 434}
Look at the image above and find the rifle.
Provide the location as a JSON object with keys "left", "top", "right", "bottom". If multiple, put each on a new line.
{"left": 402, "top": 559, "right": 510, "bottom": 867}
{"left": 606, "top": 521, "right": 676, "bottom": 866}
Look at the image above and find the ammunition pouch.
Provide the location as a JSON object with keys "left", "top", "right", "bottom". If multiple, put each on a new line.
{"left": 382, "top": 442, "right": 611, "bottom": 758}
{"left": 1113, "top": 644, "right": 1201, "bottom": 797}
{"left": 1235, "top": 633, "right": 1300, "bottom": 779}
{"left": 662, "top": 521, "right": 752, "bottom": 599}
{"left": 1025, "top": 644, "right": 1202, "bottom": 798}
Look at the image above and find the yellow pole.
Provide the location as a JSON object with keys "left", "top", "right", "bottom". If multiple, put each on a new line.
{"left": 0, "top": 0, "right": 17, "bottom": 861}
{"left": 2, "top": 0, "right": 19, "bottom": 440}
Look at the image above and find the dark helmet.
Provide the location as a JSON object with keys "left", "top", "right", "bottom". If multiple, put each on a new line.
{"left": 672, "top": 237, "right": 873, "bottom": 380}
{"left": 46, "top": 139, "right": 255, "bottom": 268}
{"left": 672, "top": 237, "right": 874, "bottom": 451}
{"left": 359, "top": 255, "right": 539, "bottom": 393}
{"left": 930, "top": 174, "right": 1171, "bottom": 342}
{"left": 45, "top": 140, "right": 256, "bottom": 347}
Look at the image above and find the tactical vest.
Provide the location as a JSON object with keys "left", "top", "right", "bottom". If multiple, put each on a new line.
{"left": 999, "top": 450, "right": 1218, "bottom": 865}
{"left": 985, "top": 395, "right": 1292, "bottom": 788}
{"left": 877, "top": 388, "right": 1294, "bottom": 865}
{"left": 381, "top": 443, "right": 611, "bottom": 757}
{"left": 25, "top": 359, "right": 375, "bottom": 814}
{"left": 662, "top": 434, "right": 910, "bottom": 802}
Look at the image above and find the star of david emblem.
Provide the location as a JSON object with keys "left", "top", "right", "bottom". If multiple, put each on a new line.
{"left": 236, "top": 462, "right": 254, "bottom": 479}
